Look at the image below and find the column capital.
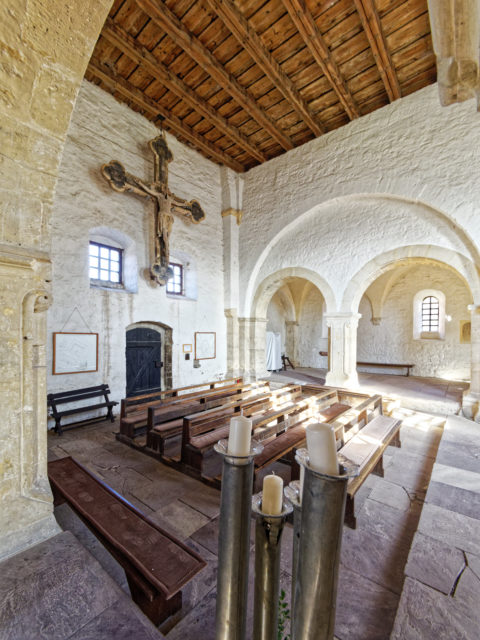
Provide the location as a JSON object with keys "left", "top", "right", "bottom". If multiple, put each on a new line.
{"left": 221, "top": 207, "right": 243, "bottom": 225}
{"left": 468, "top": 304, "right": 480, "bottom": 314}
{"left": 324, "top": 312, "right": 362, "bottom": 329}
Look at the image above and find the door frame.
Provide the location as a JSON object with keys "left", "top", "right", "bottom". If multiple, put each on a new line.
{"left": 125, "top": 321, "right": 173, "bottom": 393}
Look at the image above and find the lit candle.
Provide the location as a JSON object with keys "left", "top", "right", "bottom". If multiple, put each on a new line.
{"left": 306, "top": 423, "right": 338, "bottom": 475}
{"left": 227, "top": 411, "right": 252, "bottom": 456}
{"left": 262, "top": 474, "right": 283, "bottom": 515}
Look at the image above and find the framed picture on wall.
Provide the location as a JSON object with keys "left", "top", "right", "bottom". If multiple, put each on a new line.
{"left": 52, "top": 332, "right": 99, "bottom": 375}
{"left": 183, "top": 344, "right": 192, "bottom": 353}
{"left": 194, "top": 332, "right": 216, "bottom": 360}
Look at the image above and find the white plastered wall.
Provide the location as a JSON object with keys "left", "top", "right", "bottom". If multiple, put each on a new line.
{"left": 358, "top": 263, "right": 472, "bottom": 380}
{"left": 47, "top": 80, "right": 227, "bottom": 412}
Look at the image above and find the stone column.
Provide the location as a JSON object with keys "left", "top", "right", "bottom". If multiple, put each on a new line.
{"left": 238, "top": 317, "right": 268, "bottom": 380}
{"left": 225, "top": 309, "right": 240, "bottom": 378}
{"left": 324, "top": 313, "right": 361, "bottom": 389}
{"left": 285, "top": 320, "right": 299, "bottom": 365}
{"left": 463, "top": 304, "right": 480, "bottom": 422}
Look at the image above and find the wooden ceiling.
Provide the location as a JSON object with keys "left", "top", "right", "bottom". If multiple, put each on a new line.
{"left": 86, "top": 0, "right": 436, "bottom": 172}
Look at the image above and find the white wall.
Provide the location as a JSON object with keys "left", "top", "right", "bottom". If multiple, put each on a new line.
{"left": 47, "top": 80, "right": 227, "bottom": 410}
{"left": 297, "top": 286, "right": 326, "bottom": 368}
{"left": 358, "top": 264, "right": 471, "bottom": 380}
{"left": 240, "top": 84, "right": 480, "bottom": 316}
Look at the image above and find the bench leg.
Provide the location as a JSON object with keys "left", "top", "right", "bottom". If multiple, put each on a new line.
{"left": 54, "top": 419, "right": 63, "bottom": 436}
{"left": 344, "top": 495, "right": 356, "bottom": 529}
{"left": 126, "top": 576, "right": 182, "bottom": 625}
{"left": 391, "top": 432, "right": 402, "bottom": 448}
{"left": 107, "top": 406, "right": 115, "bottom": 423}
{"left": 372, "top": 456, "right": 384, "bottom": 477}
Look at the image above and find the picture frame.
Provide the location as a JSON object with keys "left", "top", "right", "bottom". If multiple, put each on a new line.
{"left": 183, "top": 343, "right": 192, "bottom": 353}
{"left": 52, "top": 332, "right": 99, "bottom": 375}
{"left": 194, "top": 332, "right": 216, "bottom": 360}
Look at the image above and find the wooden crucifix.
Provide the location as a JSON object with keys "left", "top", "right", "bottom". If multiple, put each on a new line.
{"left": 101, "top": 133, "right": 205, "bottom": 286}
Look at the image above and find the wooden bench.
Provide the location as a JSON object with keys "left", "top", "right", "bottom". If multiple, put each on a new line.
{"left": 146, "top": 382, "right": 270, "bottom": 457}
{"left": 339, "top": 413, "right": 402, "bottom": 528}
{"left": 181, "top": 385, "right": 302, "bottom": 475}
{"left": 47, "top": 385, "right": 118, "bottom": 435}
{"left": 120, "top": 376, "right": 243, "bottom": 420}
{"left": 318, "top": 352, "right": 414, "bottom": 376}
{"left": 120, "top": 380, "right": 254, "bottom": 440}
{"left": 48, "top": 456, "right": 206, "bottom": 625}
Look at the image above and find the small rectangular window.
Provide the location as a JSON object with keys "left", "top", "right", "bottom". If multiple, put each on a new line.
{"left": 422, "top": 296, "right": 440, "bottom": 332}
{"left": 166, "top": 263, "right": 183, "bottom": 295}
{"left": 89, "top": 241, "right": 122, "bottom": 286}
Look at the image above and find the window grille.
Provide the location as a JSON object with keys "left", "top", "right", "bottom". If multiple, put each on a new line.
{"left": 421, "top": 296, "right": 439, "bottom": 332}
{"left": 89, "top": 241, "right": 122, "bottom": 284}
{"left": 166, "top": 263, "right": 183, "bottom": 295}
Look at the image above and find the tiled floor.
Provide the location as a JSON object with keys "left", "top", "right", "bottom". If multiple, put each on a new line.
{"left": 47, "top": 404, "right": 446, "bottom": 639}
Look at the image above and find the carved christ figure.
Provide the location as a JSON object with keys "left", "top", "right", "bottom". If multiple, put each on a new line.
{"left": 101, "top": 133, "right": 205, "bottom": 286}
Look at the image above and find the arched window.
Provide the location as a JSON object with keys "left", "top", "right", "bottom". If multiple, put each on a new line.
{"left": 413, "top": 289, "right": 446, "bottom": 339}
{"left": 421, "top": 296, "right": 440, "bottom": 332}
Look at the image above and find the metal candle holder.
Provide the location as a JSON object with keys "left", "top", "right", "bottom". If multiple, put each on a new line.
{"left": 214, "top": 438, "right": 263, "bottom": 640}
{"left": 251, "top": 493, "right": 293, "bottom": 640}
{"left": 283, "top": 479, "right": 301, "bottom": 613}
{"left": 291, "top": 449, "right": 358, "bottom": 640}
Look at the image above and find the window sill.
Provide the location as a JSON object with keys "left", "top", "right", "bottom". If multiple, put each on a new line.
{"left": 166, "top": 293, "right": 196, "bottom": 301}
{"left": 419, "top": 331, "right": 443, "bottom": 340}
{"left": 90, "top": 279, "right": 125, "bottom": 292}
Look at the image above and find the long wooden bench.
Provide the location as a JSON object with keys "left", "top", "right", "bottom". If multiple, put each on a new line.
{"left": 318, "top": 351, "right": 414, "bottom": 376}
{"left": 181, "top": 385, "right": 302, "bottom": 475}
{"left": 146, "top": 382, "right": 270, "bottom": 457}
{"left": 48, "top": 456, "right": 206, "bottom": 625}
{"left": 120, "top": 380, "right": 255, "bottom": 440}
{"left": 339, "top": 413, "right": 402, "bottom": 528}
{"left": 120, "top": 376, "right": 243, "bottom": 420}
{"left": 48, "top": 385, "right": 118, "bottom": 435}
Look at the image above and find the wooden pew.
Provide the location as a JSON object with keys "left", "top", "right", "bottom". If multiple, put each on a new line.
{"left": 181, "top": 385, "right": 302, "bottom": 475}
{"left": 120, "top": 376, "right": 243, "bottom": 420}
{"left": 119, "top": 380, "right": 253, "bottom": 440}
{"left": 48, "top": 385, "right": 118, "bottom": 435}
{"left": 48, "top": 456, "right": 206, "bottom": 625}
{"left": 146, "top": 382, "right": 270, "bottom": 456}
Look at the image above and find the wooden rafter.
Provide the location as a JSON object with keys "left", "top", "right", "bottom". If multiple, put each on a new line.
{"left": 282, "top": 0, "right": 359, "bottom": 120}
{"left": 204, "top": 0, "right": 324, "bottom": 136}
{"left": 353, "top": 0, "right": 401, "bottom": 102}
{"left": 88, "top": 62, "right": 245, "bottom": 172}
{"left": 135, "top": 0, "right": 294, "bottom": 151}
{"left": 101, "top": 19, "right": 266, "bottom": 164}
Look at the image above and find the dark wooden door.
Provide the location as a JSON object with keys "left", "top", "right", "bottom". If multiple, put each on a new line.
{"left": 126, "top": 327, "right": 162, "bottom": 397}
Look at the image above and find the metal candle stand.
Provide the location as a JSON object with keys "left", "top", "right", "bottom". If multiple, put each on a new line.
{"left": 283, "top": 479, "right": 301, "bottom": 612}
{"left": 291, "top": 449, "right": 358, "bottom": 640}
{"left": 214, "top": 438, "right": 263, "bottom": 640}
{"left": 251, "top": 493, "right": 293, "bottom": 640}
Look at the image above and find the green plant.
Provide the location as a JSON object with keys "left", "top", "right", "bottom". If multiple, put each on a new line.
{"left": 278, "top": 589, "right": 291, "bottom": 640}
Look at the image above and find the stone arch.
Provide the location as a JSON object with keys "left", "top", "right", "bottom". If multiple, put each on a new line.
{"left": 341, "top": 245, "right": 479, "bottom": 313}
{"left": 249, "top": 267, "right": 336, "bottom": 319}
{"left": 126, "top": 321, "right": 173, "bottom": 390}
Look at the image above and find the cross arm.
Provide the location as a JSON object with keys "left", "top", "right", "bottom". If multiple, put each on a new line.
{"left": 101, "top": 160, "right": 156, "bottom": 199}
{"left": 170, "top": 193, "right": 205, "bottom": 224}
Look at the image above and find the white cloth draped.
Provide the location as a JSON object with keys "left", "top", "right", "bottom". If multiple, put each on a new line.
{"left": 266, "top": 331, "right": 282, "bottom": 371}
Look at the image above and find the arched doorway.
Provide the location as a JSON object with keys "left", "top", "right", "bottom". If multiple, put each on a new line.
{"left": 125, "top": 322, "right": 173, "bottom": 396}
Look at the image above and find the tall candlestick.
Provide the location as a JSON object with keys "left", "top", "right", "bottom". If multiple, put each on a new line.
{"left": 228, "top": 411, "right": 252, "bottom": 456}
{"left": 306, "top": 423, "right": 338, "bottom": 475}
{"left": 261, "top": 474, "right": 283, "bottom": 515}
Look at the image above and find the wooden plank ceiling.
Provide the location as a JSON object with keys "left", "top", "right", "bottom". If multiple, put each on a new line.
{"left": 86, "top": 0, "right": 436, "bottom": 172}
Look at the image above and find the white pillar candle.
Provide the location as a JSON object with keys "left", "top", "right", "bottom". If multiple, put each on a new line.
{"left": 306, "top": 423, "right": 338, "bottom": 475}
{"left": 227, "top": 413, "right": 252, "bottom": 456}
{"left": 262, "top": 474, "right": 283, "bottom": 515}
{"left": 299, "top": 465, "right": 305, "bottom": 503}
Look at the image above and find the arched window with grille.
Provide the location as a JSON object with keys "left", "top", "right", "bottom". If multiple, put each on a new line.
{"left": 413, "top": 290, "right": 446, "bottom": 339}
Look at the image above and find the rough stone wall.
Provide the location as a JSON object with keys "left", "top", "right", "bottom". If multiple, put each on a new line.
{"left": 47, "top": 81, "right": 227, "bottom": 410}
{"left": 358, "top": 264, "right": 471, "bottom": 379}
{"left": 240, "top": 84, "right": 480, "bottom": 315}
{"left": 297, "top": 287, "right": 327, "bottom": 368}
{"left": 0, "top": 0, "right": 113, "bottom": 559}
{"left": 266, "top": 293, "right": 287, "bottom": 352}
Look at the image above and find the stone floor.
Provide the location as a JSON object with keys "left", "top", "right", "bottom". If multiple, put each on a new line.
{"left": 45, "top": 404, "right": 448, "bottom": 639}
{"left": 270, "top": 367, "right": 468, "bottom": 415}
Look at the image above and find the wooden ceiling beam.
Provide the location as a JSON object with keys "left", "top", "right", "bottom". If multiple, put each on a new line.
{"left": 353, "top": 0, "right": 401, "bottom": 102}
{"left": 135, "top": 0, "right": 294, "bottom": 151}
{"left": 88, "top": 61, "right": 245, "bottom": 173}
{"left": 204, "top": 0, "right": 324, "bottom": 136}
{"left": 101, "top": 19, "right": 266, "bottom": 164}
{"left": 282, "top": 0, "right": 360, "bottom": 120}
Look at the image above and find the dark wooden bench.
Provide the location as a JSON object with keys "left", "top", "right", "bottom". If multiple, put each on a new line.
{"left": 48, "top": 456, "right": 206, "bottom": 625}
{"left": 318, "top": 352, "right": 414, "bottom": 376}
{"left": 47, "top": 384, "right": 118, "bottom": 435}
{"left": 146, "top": 382, "right": 270, "bottom": 457}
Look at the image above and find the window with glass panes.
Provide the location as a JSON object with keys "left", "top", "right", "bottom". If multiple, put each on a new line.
{"left": 89, "top": 242, "right": 122, "bottom": 284}
{"left": 166, "top": 263, "right": 183, "bottom": 295}
{"left": 422, "top": 296, "right": 439, "bottom": 332}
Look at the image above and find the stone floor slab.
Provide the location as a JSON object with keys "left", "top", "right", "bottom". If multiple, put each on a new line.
{"left": 150, "top": 500, "right": 210, "bottom": 541}
{"left": 430, "top": 463, "right": 480, "bottom": 493}
{"left": 426, "top": 480, "right": 480, "bottom": 520}
{"left": 436, "top": 438, "right": 480, "bottom": 474}
{"left": 368, "top": 479, "right": 415, "bottom": 511}
{"left": 417, "top": 503, "right": 480, "bottom": 556}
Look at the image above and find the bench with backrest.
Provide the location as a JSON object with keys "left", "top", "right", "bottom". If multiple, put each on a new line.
{"left": 119, "top": 380, "right": 254, "bottom": 440}
{"left": 47, "top": 385, "right": 118, "bottom": 435}
{"left": 318, "top": 351, "right": 414, "bottom": 376}
{"left": 146, "top": 382, "right": 271, "bottom": 457}
{"left": 48, "top": 456, "right": 206, "bottom": 626}
{"left": 120, "top": 376, "right": 243, "bottom": 420}
{"left": 181, "top": 385, "right": 302, "bottom": 475}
